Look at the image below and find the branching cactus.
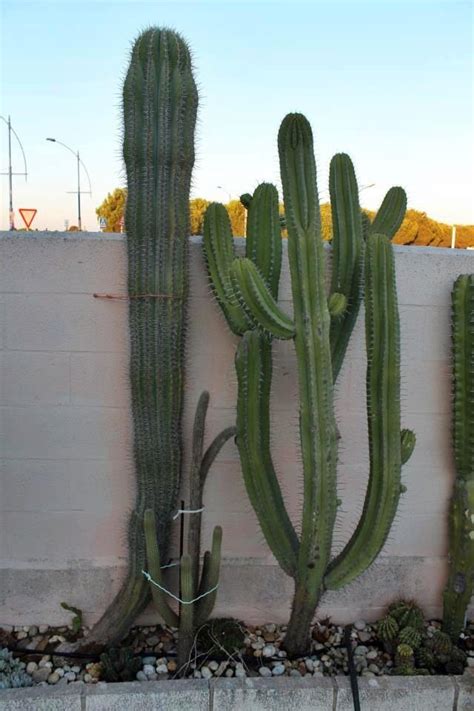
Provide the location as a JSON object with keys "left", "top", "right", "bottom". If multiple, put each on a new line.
{"left": 203, "top": 112, "right": 414, "bottom": 655}
{"left": 144, "top": 391, "right": 235, "bottom": 671}
{"left": 443, "top": 274, "right": 474, "bottom": 640}
{"left": 61, "top": 27, "right": 199, "bottom": 652}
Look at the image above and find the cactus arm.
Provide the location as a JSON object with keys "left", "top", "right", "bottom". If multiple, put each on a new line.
{"left": 325, "top": 233, "right": 405, "bottom": 589}
{"left": 369, "top": 187, "right": 407, "bottom": 239}
{"left": 195, "top": 525, "right": 222, "bottom": 627}
{"left": 143, "top": 509, "right": 179, "bottom": 627}
{"left": 236, "top": 331, "right": 299, "bottom": 576}
{"left": 278, "top": 114, "right": 338, "bottom": 648}
{"left": 203, "top": 203, "right": 251, "bottom": 335}
{"left": 329, "top": 153, "right": 365, "bottom": 381}
{"left": 443, "top": 274, "right": 474, "bottom": 640}
{"left": 200, "top": 426, "right": 237, "bottom": 485}
{"left": 177, "top": 554, "right": 194, "bottom": 668}
{"left": 231, "top": 258, "right": 295, "bottom": 339}
{"left": 245, "top": 183, "right": 282, "bottom": 297}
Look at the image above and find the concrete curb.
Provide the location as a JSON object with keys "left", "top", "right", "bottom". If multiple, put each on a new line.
{"left": 0, "top": 675, "right": 472, "bottom": 710}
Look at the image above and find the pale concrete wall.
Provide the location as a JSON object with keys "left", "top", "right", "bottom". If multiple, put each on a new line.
{"left": 0, "top": 232, "right": 472, "bottom": 627}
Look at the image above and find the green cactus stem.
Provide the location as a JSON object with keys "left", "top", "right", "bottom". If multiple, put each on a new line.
{"left": 443, "top": 274, "right": 474, "bottom": 641}
{"left": 57, "top": 27, "right": 198, "bottom": 653}
{"left": 144, "top": 391, "right": 233, "bottom": 672}
{"left": 378, "top": 615, "right": 399, "bottom": 642}
{"left": 204, "top": 112, "right": 413, "bottom": 657}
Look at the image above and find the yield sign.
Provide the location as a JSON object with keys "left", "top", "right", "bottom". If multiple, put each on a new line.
{"left": 19, "top": 208, "right": 37, "bottom": 229}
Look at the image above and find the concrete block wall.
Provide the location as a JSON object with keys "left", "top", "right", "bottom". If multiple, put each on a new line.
{"left": 0, "top": 232, "right": 472, "bottom": 627}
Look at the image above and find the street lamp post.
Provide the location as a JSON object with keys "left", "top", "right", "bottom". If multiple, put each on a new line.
{"left": 217, "top": 185, "right": 232, "bottom": 203}
{"left": 46, "top": 137, "right": 92, "bottom": 231}
{"left": 0, "top": 115, "right": 28, "bottom": 230}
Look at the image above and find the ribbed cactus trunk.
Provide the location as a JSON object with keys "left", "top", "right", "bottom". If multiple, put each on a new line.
{"left": 60, "top": 28, "right": 198, "bottom": 652}
{"left": 204, "top": 112, "right": 413, "bottom": 657}
{"left": 443, "top": 275, "right": 474, "bottom": 640}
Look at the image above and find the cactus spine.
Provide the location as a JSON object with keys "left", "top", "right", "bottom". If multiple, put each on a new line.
{"left": 204, "top": 113, "right": 413, "bottom": 655}
{"left": 443, "top": 274, "right": 474, "bottom": 640}
{"left": 64, "top": 28, "right": 198, "bottom": 651}
{"left": 144, "top": 391, "right": 235, "bottom": 671}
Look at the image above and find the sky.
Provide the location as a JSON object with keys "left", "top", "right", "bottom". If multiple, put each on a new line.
{"left": 1, "top": 0, "right": 473, "bottom": 231}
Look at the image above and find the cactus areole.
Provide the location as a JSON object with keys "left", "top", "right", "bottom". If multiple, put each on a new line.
{"left": 204, "top": 112, "right": 413, "bottom": 656}
{"left": 60, "top": 27, "right": 198, "bottom": 652}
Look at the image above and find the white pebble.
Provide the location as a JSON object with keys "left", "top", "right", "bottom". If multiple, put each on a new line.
{"left": 16, "top": 631, "right": 27, "bottom": 640}
{"left": 272, "top": 664, "right": 285, "bottom": 676}
{"left": 225, "top": 668, "right": 234, "bottom": 677}
{"left": 71, "top": 665, "right": 80, "bottom": 673}
{"left": 208, "top": 661, "right": 219, "bottom": 671}
{"left": 193, "top": 669, "right": 202, "bottom": 678}
{"left": 39, "top": 625, "right": 49, "bottom": 634}
{"left": 143, "top": 664, "right": 155, "bottom": 676}
{"left": 156, "top": 663, "right": 168, "bottom": 675}
{"left": 55, "top": 668, "right": 65, "bottom": 678}
{"left": 259, "top": 666, "right": 272, "bottom": 677}
{"left": 64, "top": 671, "right": 76, "bottom": 681}
{"left": 367, "top": 650, "right": 378, "bottom": 660}
{"left": 48, "top": 672, "right": 60, "bottom": 684}
{"left": 262, "top": 644, "right": 276, "bottom": 657}
{"left": 26, "top": 662, "right": 38, "bottom": 673}
{"left": 136, "top": 670, "right": 148, "bottom": 681}
{"left": 354, "top": 620, "right": 366, "bottom": 631}
{"left": 201, "top": 666, "right": 212, "bottom": 679}
{"left": 467, "top": 658, "right": 474, "bottom": 668}
{"left": 305, "top": 659, "right": 315, "bottom": 672}
{"left": 84, "top": 673, "right": 92, "bottom": 683}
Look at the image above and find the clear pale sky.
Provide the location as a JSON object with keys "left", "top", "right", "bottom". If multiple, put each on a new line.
{"left": 1, "top": 0, "right": 473, "bottom": 231}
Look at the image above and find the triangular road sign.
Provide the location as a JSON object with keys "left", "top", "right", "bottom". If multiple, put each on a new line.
{"left": 19, "top": 208, "right": 37, "bottom": 229}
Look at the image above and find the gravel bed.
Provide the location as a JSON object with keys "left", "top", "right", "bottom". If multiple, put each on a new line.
{"left": 1, "top": 618, "right": 472, "bottom": 686}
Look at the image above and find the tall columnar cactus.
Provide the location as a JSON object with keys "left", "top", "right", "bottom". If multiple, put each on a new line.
{"left": 204, "top": 112, "right": 413, "bottom": 655}
{"left": 144, "top": 391, "right": 235, "bottom": 671}
{"left": 63, "top": 28, "right": 199, "bottom": 651}
{"left": 443, "top": 274, "right": 474, "bottom": 640}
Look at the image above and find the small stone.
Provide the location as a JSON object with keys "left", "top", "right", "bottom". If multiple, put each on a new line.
{"left": 358, "top": 631, "right": 372, "bottom": 643}
{"left": 193, "top": 670, "right": 202, "bottom": 678}
{"left": 143, "top": 664, "right": 155, "bottom": 677}
{"left": 235, "top": 662, "right": 246, "bottom": 678}
{"left": 39, "top": 625, "right": 49, "bottom": 634}
{"left": 136, "top": 670, "right": 148, "bottom": 681}
{"left": 48, "top": 672, "right": 60, "bottom": 684}
{"left": 26, "top": 661, "right": 38, "bottom": 673}
{"left": 55, "top": 668, "right": 65, "bottom": 678}
{"left": 262, "top": 644, "right": 276, "bottom": 657}
{"left": 305, "top": 659, "right": 315, "bottom": 673}
{"left": 368, "top": 664, "right": 380, "bottom": 674}
{"left": 367, "top": 650, "right": 378, "bottom": 660}
{"left": 208, "top": 661, "right": 219, "bottom": 672}
{"left": 201, "top": 666, "right": 212, "bottom": 679}
{"left": 16, "top": 631, "right": 27, "bottom": 640}
{"left": 142, "top": 656, "right": 156, "bottom": 665}
{"left": 28, "top": 626, "right": 39, "bottom": 637}
{"left": 147, "top": 673, "right": 158, "bottom": 681}
{"left": 225, "top": 668, "right": 234, "bottom": 677}
{"left": 215, "top": 661, "right": 228, "bottom": 677}
{"left": 277, "top": 650, "right": 287, "bottom": 658}
{"left": 49, "top": 635, "right": 66, "bottom": 644}
{"left": 1, "top": 625, "right": 13, "bottom": 633}
{"left": 71, "top": 665, "right": 80, "bottom": 673}
{"left": 467, "top": 657, "right": 474, "bottom": 668}
{"left": 64, "top": 671, "right": 76, "bottom": 682}
{"left": 354, "top": 645, "right": 368, "bottom": 656}
{"left": 272, "top": 664, "right": 285, "bottom": 676}
{"left": 146, "top": 635, "right": 160, "bottom": 646}
{"left": 290, "top": 669, "right": 301, "bottom": 677}
{"left": 39, "top": 660, "right": 53, "bottom": 670}
{"left": 259, "top": 666, "right": 272, "bottom": 677}
{"left": 32, "top": 668, "right": 51, "bottom": 683}
{"left": 253, "top": 649, "right": 262, "bottom": 658}
{"left": 156, "top": 664, "right": 168, "bottom": 675}
{"left": 167, "top": 660, "right": 177, "bottom": 672}
{"left": 354, "top": 620, "right": 366, "bottom": 631}
{"left": 84, "top": 674, "right": 92, "bottom": 683}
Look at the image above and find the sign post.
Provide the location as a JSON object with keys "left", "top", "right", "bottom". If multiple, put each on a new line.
{"left": 19, "top": 208, "right": 37, "bottom": 230}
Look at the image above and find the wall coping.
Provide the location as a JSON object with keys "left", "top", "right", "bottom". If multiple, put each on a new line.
{"left": 0, "top": 231, "right": 472, "bottom": 259}
{"left": 0, "top": 675, "right": 471, "bottom": 710}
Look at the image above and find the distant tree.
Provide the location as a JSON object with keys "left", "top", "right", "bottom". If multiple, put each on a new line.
{"left": 226, "top": 199, "right": 246, "bottom": 237}
{"left": 68, "top": 225, "right": 79, "bottom": 232}
{"left": 190, "top": 197, "right": 211, "bottom": 235}
{"left": 96, "top": 188, "right": 127, "bottom": 232}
